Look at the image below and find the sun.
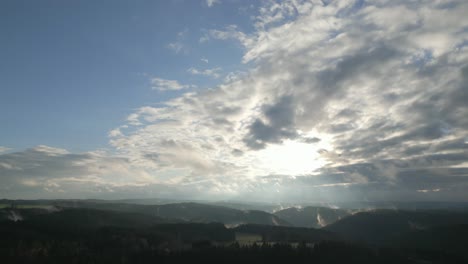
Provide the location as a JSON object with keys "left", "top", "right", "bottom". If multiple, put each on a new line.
{"left": 255, "top": 139, "right": 328, "bottom": 176}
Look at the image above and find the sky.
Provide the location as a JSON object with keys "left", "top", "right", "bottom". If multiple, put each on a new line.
{"left": 1, "top": 0, "right": 468, "bottom": 203}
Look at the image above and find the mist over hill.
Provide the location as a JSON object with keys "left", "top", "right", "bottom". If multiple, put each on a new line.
{"left": 274, "top": 206, "right": 352, "bottom": 228}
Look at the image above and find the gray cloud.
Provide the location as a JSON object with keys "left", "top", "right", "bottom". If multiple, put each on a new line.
{"left": 244, "top": 96, "right": 298, "bottom": 149}
{"left": 0, "top": 146, "right": 156, "bottom": 199}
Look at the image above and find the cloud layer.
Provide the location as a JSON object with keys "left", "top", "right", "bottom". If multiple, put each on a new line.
{"left": 2, "top": 0, "right": 468, "bottom": 201}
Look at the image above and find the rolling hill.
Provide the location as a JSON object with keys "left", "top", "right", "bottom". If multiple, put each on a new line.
{"left": 324, "top": 209, "right": 468, "bottom": 245}
{"left": 274, "top": 206, "right": 351, "bottom": 228}
{"left": 12, "top": 201, "right": 291, "bottom": 227}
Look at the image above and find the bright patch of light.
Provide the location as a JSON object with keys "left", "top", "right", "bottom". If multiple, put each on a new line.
{"left": 256, "top": 139, "right": 327, "bottom": 175}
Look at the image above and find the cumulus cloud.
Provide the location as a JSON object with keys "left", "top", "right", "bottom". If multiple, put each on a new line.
{"left": 2, "top": 0, "right": 468, "bottom": 201}
{"left": 114, "top": 0, "right": 468, "bottom": 201}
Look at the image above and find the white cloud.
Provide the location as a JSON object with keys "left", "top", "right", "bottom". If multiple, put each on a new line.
{"left": 207, "top": 25, "right": 252, "bottom": 48}
{"left": 206, "top": 0, "right": 220, "bottom": 7}
{"left": 199, "top": 35, "right": 210, "bottom": 43}
{"left": 167, "top": 42, "right": 185, "bottom": 53}
{"left": 187, "top": 67, "right": 222, "bottom": 78}
{"left": 32, "top": 145, "right": 69, "bottom": 156}
{"left": 417, "top": 188, "right": 441, "bottom": 193}
{"left": 150, "top": 77, "right": 195, "bottom": 91}
{"left": 167, "top": 29, "right": 189, "bottom": 54}
{"left": 110, "top": 0, "right": 468, "bottom": 201}
{"left": 108, "top": 128, "right": 123, "bottom": 138}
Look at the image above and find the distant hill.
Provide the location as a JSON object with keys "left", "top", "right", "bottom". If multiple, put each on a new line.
{"left": 324, "top": 209, "right": 468, "bottom": 245}
{"left": 1, "top": 205, "right": 468, "bottom": 263}
{"left": 209, "top": 201, "right": 282, "bottom": 212}
{"left": 274, "top": 206, "right": 351, "bottom": 228}
{"left": 151, "top": 203, "right": 290, "bottom": 226}
{"left": 0, "top": 207, "right": 168, "bottom": 229}
{"left": 27, "top": 201, "right": 291, "bottom": 227}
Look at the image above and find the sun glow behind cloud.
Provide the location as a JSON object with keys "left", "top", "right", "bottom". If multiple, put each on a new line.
{"left": 256, "top": 140, "right": 327, "bottom": 176}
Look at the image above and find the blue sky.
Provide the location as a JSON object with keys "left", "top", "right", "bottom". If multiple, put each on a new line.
{"left": 0, "top": 0, "right": 251, "bottom": 151}
{"left": 1, "top": 0, "right": 468, "bottom": 202}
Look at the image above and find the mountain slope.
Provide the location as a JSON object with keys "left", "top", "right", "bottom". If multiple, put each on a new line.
{"left": 48, "top": 201, "right": 290, "bottom": 226}
{"left": 274, "top": 206, "right": 351, "bottom": 228}
{"left": 392, "top": 224, "right": 468, "bottom": 258}
{"left": 0, "top": 208, "right": 168, "bottom": 229}
{"left": 324, "top": 209, "right": 468, "bottom": 245}
{"left": 153, "top": 203, "right": 290, "bottom": 226}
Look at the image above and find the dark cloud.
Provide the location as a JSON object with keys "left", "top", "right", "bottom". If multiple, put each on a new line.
{"left": 231, "top": 149, "right": 244, "bottom": 157}
{"left": 244, "top": 95, "right": 298, "bottom": 149}
{"left": 328, "top": 123, "right": 356, "bottom": 133}
{"left": 317, "top": 45, "right": 398, "bottom": 90}
{"left": 450, "top": 65, "right": 468, "bottom": 111}
{"left": 301, "top": 137, "right": 321, "bottom": 144}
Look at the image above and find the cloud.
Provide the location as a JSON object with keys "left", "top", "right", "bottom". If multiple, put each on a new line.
{"left": 150, "top": 77, "right": 195, "bottom": 91}
{"left": 3, "top": 0, "right": 468, "bottom": 201}
{"left": 167, "top": 1, "right": 466, "bottom": 196}
{"left": 167, "top": 42, "right": 185, "bottom": 53}
{"left": 0, "top": 146, "right": 159, "bottom": 199}
{"left": 112, "top": 0, "right": 468, "bottom": 201}
{"left": 417, "top": 189, "right": 441, "bottom": 193}
{"left": 199, "top": 35, "right": 210, "bottom": 43}
{"left": 204, "top": 25, "right": 251, "bottom": 47}
{"left": 108, "top": 128, "right": 124, "bottom": 138}
{"left": 0, "top": 147, "right": 10, "bottom": 153}
{"left": 206, "top": 0, "right": 220, "bottom": 7}
{"left": 167, "top": 29, "right": 189, "bottom": 54}
{"left": 243, "top": 95, "right": 299, "bottom": 149}
{"left": 187, "top": 67, "right": 222, "bottom": 78}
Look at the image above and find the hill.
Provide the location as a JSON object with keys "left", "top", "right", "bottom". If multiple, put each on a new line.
{"left": 0, "top": 207, "right": 168, "bottom": 229}
{"left": 14, "top": 200, "right": 291, "bottom": 227}
{"left": 324, "top": 209, "right": 468, "bottom": 245}
{"left": 274, "top": 206, "right": 351, "bottom": 228}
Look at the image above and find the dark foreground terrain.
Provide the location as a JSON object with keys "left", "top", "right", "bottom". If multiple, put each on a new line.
{"left": 1, "top": 200, "right": 468, "bottom": 263}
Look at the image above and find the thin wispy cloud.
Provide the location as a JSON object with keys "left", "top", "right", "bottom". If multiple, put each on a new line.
{"left": 150, "top": 77, "right": 195, "bottom": 91}
{"left": 206, "top": 0, "right": 220, "bottom": 8}
{"left": 187, "top": 67, "right": 221, "bottom": 78}
{"left": 167, "top": 29, "right": 189, "bottom": 54}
